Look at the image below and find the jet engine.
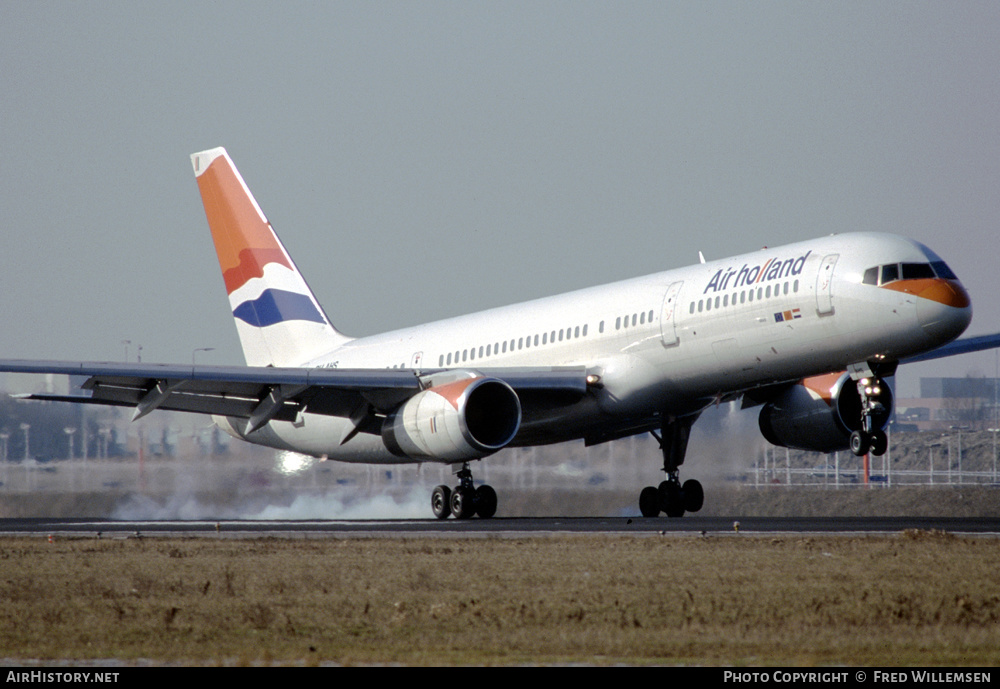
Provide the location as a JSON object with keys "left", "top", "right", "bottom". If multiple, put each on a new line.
{"left": 757, "top": 372, "right": 892, "bottom": 453}
{"left": 382, "top": 376, "right": 521, "bottom": 461}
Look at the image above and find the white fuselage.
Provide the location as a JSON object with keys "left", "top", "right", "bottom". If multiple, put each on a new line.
{"left": 220, "top": 232, "right": 971, "bottom": 462}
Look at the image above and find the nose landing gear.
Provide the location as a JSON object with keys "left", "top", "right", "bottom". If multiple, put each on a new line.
{"left": 848, "top": 362, "right": 893, "bottom": 457}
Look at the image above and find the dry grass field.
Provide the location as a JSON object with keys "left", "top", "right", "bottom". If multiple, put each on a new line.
{"left": 1, "top": 531, "right": 999, "bottom": 666}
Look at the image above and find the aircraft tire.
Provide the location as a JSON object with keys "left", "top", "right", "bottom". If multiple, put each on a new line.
{"left": 475, "top": 485, "right": 498, "bottom": 519}
{"left": 431, "top": 485, "right": 452, "bottom": 520}
{"left": 639, "top": 486, "right": 660, "bottom": 517}
{"left": 658, "top": 480, "right": 685, "bottom": 518}
{"left": 682, "top": 479, "right": 704, "bottom": 513}
{"left": 850, "top": 430, "right": 869, "bottom": 457}
{"left": 450, "top": 486, "right": 476, "bottom": 519}
{"left": 869, "top": 430, "right": 888, "bottom": 456}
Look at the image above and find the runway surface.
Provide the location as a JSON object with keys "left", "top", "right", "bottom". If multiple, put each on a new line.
{"left": 2, "top": 516, "right": 999, "bottom": 537}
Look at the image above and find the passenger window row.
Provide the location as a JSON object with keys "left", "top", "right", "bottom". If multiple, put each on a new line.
{"left": 437, "top": 322, "right": 593, "bottom": 367}
{"left": 615, "top": 309, "right": 655, "bottom": 330}
{"left": 688, "top": 280, "right": 800, "bottom": 314}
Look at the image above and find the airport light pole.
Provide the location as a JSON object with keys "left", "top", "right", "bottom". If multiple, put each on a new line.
{"left": 929, "top": 442, "right": 942, "bottom": 485}
{"left": 64, "top": 427, "right": 76, "bottom": 459}
{"left": 20, "top": 423, "right": 30, "bottom": 461}
{"left": 0, "top": 432, "right": 6, "bottom": 489}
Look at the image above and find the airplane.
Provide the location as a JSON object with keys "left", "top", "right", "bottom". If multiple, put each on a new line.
{"left": 1, "top": 146, "right": 995, "bottom": 519}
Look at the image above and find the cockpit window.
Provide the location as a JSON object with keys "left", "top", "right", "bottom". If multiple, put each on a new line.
{"left": 864, "top": 260, "right": 957, "bottom": 286}
{"left": 901, "top": 263, "right": 935, "bottom": 280}
{"left": 931, "top": 260, "right": 957, "bottom": 280}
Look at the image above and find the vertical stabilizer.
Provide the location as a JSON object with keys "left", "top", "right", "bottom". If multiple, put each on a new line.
{"left": 191, "top": 147, "right": 350, "bottom": 366}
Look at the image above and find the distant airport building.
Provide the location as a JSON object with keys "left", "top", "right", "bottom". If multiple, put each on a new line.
{"left": 895, "top": 377, "right": 1000, "bottom": 431}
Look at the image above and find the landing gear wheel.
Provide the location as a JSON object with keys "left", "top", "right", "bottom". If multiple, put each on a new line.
{"left": 682, "top": 479, "right": 704, "bottom": 513}
{"left": 431, "top": 485, "right": 452, "bottom": 520}
{"left": 850, "top": 430, "right": 869, "bottom": 457}
{"left": 475, "top": 485, "right": 498, "bottom": 519}
{"left": 639, "top": 486, "right": 660, "bottom": 517}
{"left": 450, "top": 486, "right": 476, "bottom": 519}
{"left": 658, "top": 480, "right": 685, "bottom": 518}
{"left": 869, "top": 430, "right": 888, "bottom": 457}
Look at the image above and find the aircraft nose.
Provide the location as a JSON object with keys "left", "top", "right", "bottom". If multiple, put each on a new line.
{"left": 916, "top": 279, "right": 972, "bottom": 341}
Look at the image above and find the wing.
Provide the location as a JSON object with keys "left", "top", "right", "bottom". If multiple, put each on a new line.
{"left": 901, "top": 332, "right": 1000, "bottom": 364}
{"left": 0, "top": 359, "right": 589, "bottom": 434}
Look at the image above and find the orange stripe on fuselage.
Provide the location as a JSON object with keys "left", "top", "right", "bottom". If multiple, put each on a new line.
{"left": 880, "top": 278, "right": 971, "bottom": 308}
{"left": 196, "top": 154, "right": 292, "bottom": 295}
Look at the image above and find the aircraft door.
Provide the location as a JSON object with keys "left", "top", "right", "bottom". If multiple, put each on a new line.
{"left": 660, "top": 281, "right": 684, "bottom": 347}
{"left": 816, "top": 254, "right": 838, "bottom": 315}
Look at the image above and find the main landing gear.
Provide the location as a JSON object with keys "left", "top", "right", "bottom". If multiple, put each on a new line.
{"left": 431, "top": 462, "right": 497, "bottom": 519}
{"left": 639, "top": 416, "right": 704, "bottom": 518}
{"left": 848, "top": 368, "right": 892, "bottom": 458}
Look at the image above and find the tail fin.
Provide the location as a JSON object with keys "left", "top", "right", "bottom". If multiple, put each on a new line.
{"left": 190, "top": 147, "right": 350, "bottom": 366}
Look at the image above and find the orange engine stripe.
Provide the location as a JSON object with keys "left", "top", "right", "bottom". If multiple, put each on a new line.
{"left": 801, "top": 372, "right": 844, "bottom": 403}
{"left": 431, "top": 378, "right": 479, "bottom": 411}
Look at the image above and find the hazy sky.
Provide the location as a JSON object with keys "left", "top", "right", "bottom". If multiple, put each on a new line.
{"left": 2, "top": 2, "right": 999, "bottom": 397}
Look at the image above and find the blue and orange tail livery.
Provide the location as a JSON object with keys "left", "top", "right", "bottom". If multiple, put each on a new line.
{"left": 191, "top": 147, "right": 349, "bottom": 366}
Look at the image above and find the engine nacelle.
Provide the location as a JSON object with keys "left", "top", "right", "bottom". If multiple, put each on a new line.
{"left": 758, "top": 372, "right": 892, "bottom": 453}
{"left": 382, "top": 376, "right": 521, "bottom": 461}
